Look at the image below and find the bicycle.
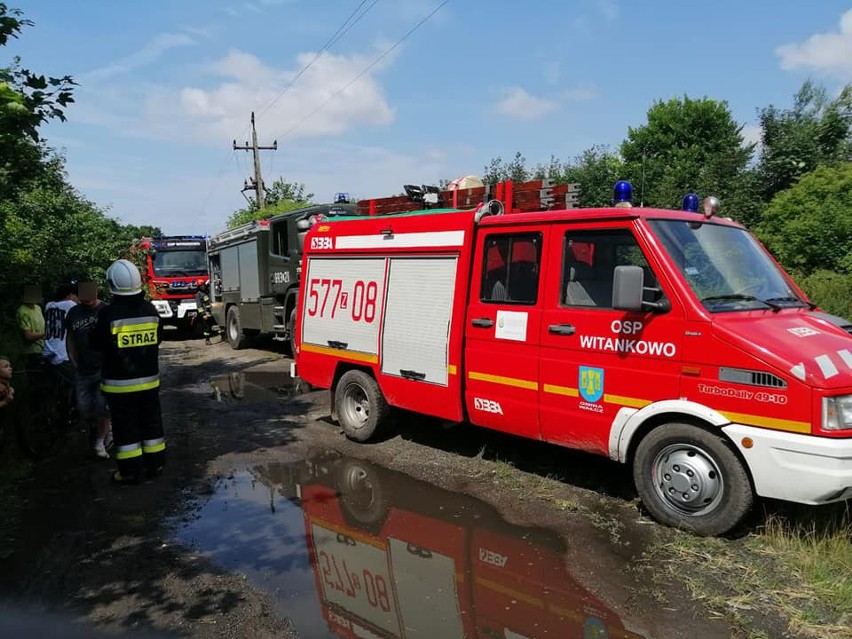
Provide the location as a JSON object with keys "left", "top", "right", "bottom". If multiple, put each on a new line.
{"left": 13, "top": 357, "right": 77, "bottom": 459}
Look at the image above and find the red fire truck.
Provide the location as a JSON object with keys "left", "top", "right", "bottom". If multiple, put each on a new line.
{"left": 257, "top": 454, "right": 648, "bottom": 639}
{"left": 134, "top": 236, "right": 210, "bottom": 328}
{"left": 293, "top": 179, "right": 852, "bottom": 536}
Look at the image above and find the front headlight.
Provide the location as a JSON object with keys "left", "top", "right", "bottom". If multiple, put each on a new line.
{"left": 823, "top": 395, "right": 852, "bottom": 431}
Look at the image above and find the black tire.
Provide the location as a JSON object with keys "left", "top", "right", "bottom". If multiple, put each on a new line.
{"left": 336, "top": 459, "right": 391, "bottom": 532}
{"left": 335, "top": 370, "right": 390, "bottom": 442}
{"left": 226, "top": 305, "right": 248, "bottom": 350}
{"left": 633, "top": 423, "right": 754, "bottom": 536}
{"left": 287, "top": 308, "right": 297, "bottom": 359}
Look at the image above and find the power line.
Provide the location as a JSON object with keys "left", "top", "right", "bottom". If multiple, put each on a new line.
{"left": 278, "top": 0, "right": 449, "bottom": 141}
{"left": 257, "top": 0, "right": 381, "bottom": 120}
{"left": 195, "top": 0, "right": 383, "bottom": 219}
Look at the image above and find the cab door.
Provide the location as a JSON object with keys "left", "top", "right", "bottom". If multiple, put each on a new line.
{"left": 464, "top": 228, "right": 546, "bottom": 439}
{"left": 539, "top": 224, "right": 683, "bottom": 455}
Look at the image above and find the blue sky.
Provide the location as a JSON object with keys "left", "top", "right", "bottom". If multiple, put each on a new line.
{"left": 11, "top": 0, "right": 852, "bottom": 235}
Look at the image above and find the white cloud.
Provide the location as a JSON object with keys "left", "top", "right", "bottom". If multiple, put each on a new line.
{"left": 154, "top": 47, "right": 396, "bottom": 142}
{"left": 776, "top": 9, "right": 852, "bottom": 80}
{"left": 494, "top": 87, "right": 557, "bottom": 120}
{"left": 562, "top": 86, "right": 599, "bottom": 101}
{"left": 84, "top": 33, "right": 196, "bottom": 81}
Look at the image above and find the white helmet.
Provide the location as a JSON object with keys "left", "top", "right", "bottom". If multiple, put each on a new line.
{"left": 106, "top": 259, "right": 143, "bottom": 296}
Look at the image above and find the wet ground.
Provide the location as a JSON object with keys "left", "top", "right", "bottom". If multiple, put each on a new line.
{"left": 179, "top": 453, "right": 649, "bottom": 639}
{"left": 0, "top": 338, "right": 755, "bottom": 638}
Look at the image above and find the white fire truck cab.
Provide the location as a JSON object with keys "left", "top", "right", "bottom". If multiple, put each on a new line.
{"left": 294, "top": 181, "right": 852, "bottom": 536}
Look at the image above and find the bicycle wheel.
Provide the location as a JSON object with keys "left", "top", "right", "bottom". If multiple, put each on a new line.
{"left": 16, "top": 372, "right": 66, "bottom": 459}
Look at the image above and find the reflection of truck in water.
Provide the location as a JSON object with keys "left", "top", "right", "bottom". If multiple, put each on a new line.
{"left": 206, "top": 201, "right": 356, "bottom": 352}
{"left": 134, "top": 236, "right": 210, "bottom": 329}
{"left": 255, "top": 454, "right": 648, "bottom": 639}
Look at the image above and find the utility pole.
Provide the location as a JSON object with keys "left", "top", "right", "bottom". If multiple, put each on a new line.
{"left": 233, "top": 111, "right": 277, "bottom": 210}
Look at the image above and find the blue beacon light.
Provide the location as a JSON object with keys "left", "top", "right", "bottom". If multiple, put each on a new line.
{"left": 613, "top": 180, "right": 633, "bottom": 207}
{"left": 682, "top": 193, "right": 700, "bottom": 212}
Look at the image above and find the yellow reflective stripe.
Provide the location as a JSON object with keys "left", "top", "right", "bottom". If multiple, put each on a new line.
{"left": 468, "top": 371, "right": 538, "bottom": 390}
{"left": 101, "top": 379, "right": 160, "bottom": 394}
{"left": 720, "top": 411, "right": 811, "bottom": 434}
{"left": 143, "top": 438, "right": 165, "bottom": 454}
{"left": 115, "top": 444, "right": 143, "bottom": 460}
{"left": 448, "top": 364, "right": 457, "bottom": 375}
{"left": 543, "top": 383, "right": 579, "bottom": 397}
{"left": 604, "top": 393, "right": 652, "bottom": 408}
{"left": 111, "top": 322, "right": 159, "bottom": 334}
{"left": 300, "top": 343, "right": 378, "bottom": 364}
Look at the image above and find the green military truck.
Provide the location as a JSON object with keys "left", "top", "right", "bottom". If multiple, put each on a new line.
{"left": 207, "top": 201, "right": 356, "bottom": 352}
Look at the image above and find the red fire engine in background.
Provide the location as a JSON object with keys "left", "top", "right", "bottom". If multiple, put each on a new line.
{"left": 256, "top": 454, "right": 648, "bottom": 639}
{"left": 133, "top": 235, "right": 210, "bottom": 328}
{"left": 293, "top": 178, "right": 852, "bottom": 537}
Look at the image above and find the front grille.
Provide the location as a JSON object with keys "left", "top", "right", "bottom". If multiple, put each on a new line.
{"left": 719, "top": 367, "right": 787, "bottom": 388}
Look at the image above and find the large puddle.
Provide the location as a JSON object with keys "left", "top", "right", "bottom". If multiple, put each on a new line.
{"left": 176, "top": 453, "right": 655, "bottom": 639}
{"left": 209, "top": 370, "right": 305, "bottom": 404}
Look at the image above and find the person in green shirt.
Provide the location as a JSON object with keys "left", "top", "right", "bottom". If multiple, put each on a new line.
{"left": 16, "top": 284, "right": 45, "bottom": 369}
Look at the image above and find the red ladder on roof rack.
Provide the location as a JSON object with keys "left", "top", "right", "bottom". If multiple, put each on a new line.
{"left": 355, "top": 179, "right": 581, "bottom": 216}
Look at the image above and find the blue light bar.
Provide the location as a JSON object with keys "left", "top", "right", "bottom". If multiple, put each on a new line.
{"left": 613, "top": 180, "right": 633, "bottom": 206}
{"left": 682, "top": 193, "right": 699, "bottom": 212}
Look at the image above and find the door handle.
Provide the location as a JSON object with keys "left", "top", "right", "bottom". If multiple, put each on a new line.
{"left": 548, "top": 323, "right": 576, "bottom": 336}
{"left": 471, "top": 318, "right": 494, "bottom": 328}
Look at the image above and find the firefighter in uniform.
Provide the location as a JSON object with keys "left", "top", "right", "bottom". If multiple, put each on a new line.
{"left": 194, "top": 281, "right": 218, "bottom": 345}
{"left": 91, "top": 259, "right": 166, "bottom": 484}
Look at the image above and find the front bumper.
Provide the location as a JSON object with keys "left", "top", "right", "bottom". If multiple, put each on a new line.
{"left": 152, "top": 299, "right": 198, "bottom": 321}
{"left": 723, "top": 424, "right": 852, "bottom": 504}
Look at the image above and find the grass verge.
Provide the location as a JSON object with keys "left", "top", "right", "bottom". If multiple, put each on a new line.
{"left": 649, "top": 503, "right": 852, "bottom": 638}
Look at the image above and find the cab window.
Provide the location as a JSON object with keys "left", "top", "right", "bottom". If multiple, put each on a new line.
{"left": 562, "top": 230, "right": 664, "bottom": 308}
{"left": 271, "top": 221, "right": 289, "bottom": 257}
{"left": 480, "top": 233, "right": 542, "bottom": 304}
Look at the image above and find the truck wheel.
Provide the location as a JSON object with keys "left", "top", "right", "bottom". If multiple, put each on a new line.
{"left": 287, "top": 308, "right": 297, "bottom": 358}
{"left": 226, "top": 306, "right": 248, "bottom": 350}
{"left": 633, "top": 423, "right": 753, "bottom": 536}
{"left": 335, "top": 370, "right": 389, "bottom": 442}
{"left": 336, "top": 459, "right": 391, "bottom": 532}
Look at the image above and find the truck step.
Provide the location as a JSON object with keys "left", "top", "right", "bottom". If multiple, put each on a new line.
{"left": 272, "top": 324, "right": 287, "bottom": 331}
{"left": 273, "top": 306, "right": 286, "bottom": 313}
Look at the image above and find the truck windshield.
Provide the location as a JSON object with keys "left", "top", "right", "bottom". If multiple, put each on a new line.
{"left": 647, "top": 219, "right": 807, "bottom": 312}
{"left": 152, "top": 250, "right": 208, "bottom": 277}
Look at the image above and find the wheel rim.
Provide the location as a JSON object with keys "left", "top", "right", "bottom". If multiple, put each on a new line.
{"left": 340, "top": 383, "right": 369, "bottom": 431}
{"left": 651, "top": 443, "right": 724, "bottom": 516}
{"left": 228, "top": 314, "right": 238, "bottom": 341}
{"left": 342, "top": 465, "right": 375, "bottom": 510}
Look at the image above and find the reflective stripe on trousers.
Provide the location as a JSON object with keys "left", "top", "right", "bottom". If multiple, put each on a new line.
{"left": 115, "top": 442, "right": 143, "bottom": 460}
{"left": 143, "top": 438, "right": 166, "bottom": 454}
{"left": 101, "top": 375, "right": 160, "bottom": 393}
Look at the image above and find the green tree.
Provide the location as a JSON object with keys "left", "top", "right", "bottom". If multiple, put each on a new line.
{"left": 756, "top": 162, "right": 852, "bottom": 276}
{"left": 620, "top": 96, "right": 755, "bottom": 218}
{"left": 757, "top": 80, "right": 852, "bottom": 201}
{"left": 227, "top": 177, "right": 314, "bottom": 228}
{"left": 0, "top": 3, "right": 76, "bottom": 198}
{"left": 482, "top": 151, "right": 530, "bottom": 184}
{"left": 562, "top": 145, "right": 624, "bottom": 208}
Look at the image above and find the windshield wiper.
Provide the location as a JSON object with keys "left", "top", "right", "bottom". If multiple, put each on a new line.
{"left": 763, "top": 296, "right": 816, "bottom": 310}
{"left": 701, "top": 294, "right": 781, "bottom": 311}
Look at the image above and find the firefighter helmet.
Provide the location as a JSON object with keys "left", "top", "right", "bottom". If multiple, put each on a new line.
{"left": 106, "top": 259, "right": 143, "bottom": 296}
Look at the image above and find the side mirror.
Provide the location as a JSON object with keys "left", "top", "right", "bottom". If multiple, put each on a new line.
{"left": 612, "top": 265, "right": 644, "bottom": 311}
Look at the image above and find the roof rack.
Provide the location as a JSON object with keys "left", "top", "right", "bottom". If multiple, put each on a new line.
{"left": 356, "top": 179, "right": 581, "bottom": 216}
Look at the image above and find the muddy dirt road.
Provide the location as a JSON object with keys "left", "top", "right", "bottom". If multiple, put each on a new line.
{"left": 0, "top": 338, "right": 796, "bottom": 638}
